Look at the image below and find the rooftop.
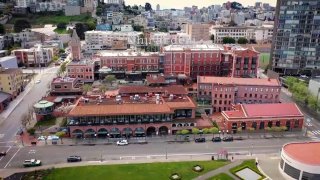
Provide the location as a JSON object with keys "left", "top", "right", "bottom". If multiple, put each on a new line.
{"left": 283, "top": 142, "right": 320, "bottom": 165}
{"left": 223, "top": 103, "right": 303, "bottom": 119}
{"left": 164, "top": 44, "right": 225, "bottom": 51}
{"left": 0, "top": 68, "right": 22, "bottom": 74}
{"left": 118, "top": 85, "right": 188, "bottom": 95}
{"left": 146, "top": 74, "right": 166, "bottom": 84}
{"left": 52, "top": 77, "right": 77, "bottom": 84}
{"left": 33, "top": 100, "right": 54, "bottom": 109}
{"left": 198, "top": 76, "right": 280, "bottom": 86}
{"left": 0, "top": 91, "right": 12, "bottom": 102}
{"left": 0, "top": 56, "right": 16, "bottom": 62}
{"left": 96, "top": 50, "right": 159, "bottom": 57}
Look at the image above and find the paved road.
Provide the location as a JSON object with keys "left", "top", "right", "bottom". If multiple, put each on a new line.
{"left": 0, "top": 136, "right": 311, "bottom": 169}
{"left": 0, "top": 66, "right": 59, "bottom": 145}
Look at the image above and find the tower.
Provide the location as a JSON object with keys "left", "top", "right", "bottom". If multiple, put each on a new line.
{"left": 69, "top": 29, "right": 81, "bottom": 61}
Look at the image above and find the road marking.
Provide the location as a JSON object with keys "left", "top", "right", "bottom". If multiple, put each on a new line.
{"left": 0, "top": 146, "right": 12, "bottom": 161}
{"left": 28, "top": 149, "right": 36, "bottom": 154}
{"left": 4, "top": 147, "right": 21, "bottom": 168}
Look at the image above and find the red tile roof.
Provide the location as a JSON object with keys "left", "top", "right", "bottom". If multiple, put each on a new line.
{"left": 223, "top": 103, "right": 303, "bottom": 119}
{"left": 69, "top": 103, "right": 172, "bottom": 116}
{"left": 283, "top": 142, "right": 320, "bottom": 165}
{"left": 198, "top": 76, "right": 280, "bottom": 86}
{"left": 243, "top": 103, "right": 303, "bottom": 117}
{"left": 146, "top": 75, "right": 166, "bottom": 84}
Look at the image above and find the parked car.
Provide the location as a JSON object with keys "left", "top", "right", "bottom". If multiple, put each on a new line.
{"left": 23, "top": 159, "right": 41, "bottom": 167}
{"left": 212, "top": 137, "right": 222, "bottom": 142}
{"left": 117, "top": 139, "right": 128, "bottom": 146}
{"left": 67, "top": 156, "right": 82, "bottom": 162}
{"left": 222, "top": 136, "right": 234, "bottom": 142}
{"left": 195, "top": 138, "right": 206, "bottom": 143}
{"left": 35, "top": 80, "right": 41, "bottom": 84}
{"left": 0, "top": 151, "right": 6, "bottom": 156}
{"left": 47, "top": 135, "right": 59, "bottom": 141}
{"left": 37, "top": 136, "right": 46, "bottom": 141}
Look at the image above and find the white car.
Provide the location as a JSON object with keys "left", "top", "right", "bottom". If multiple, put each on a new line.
{"left": 47, "top": 135, "right": 59, "bottom": 141}
{"left": 116, "top": 140, "right": 128, "bottom": 146}
{"left": 37, "top": 136, "right": 46, "bottom": 141}
{"left": 35, "top": 80, "right": 41, "bottom": 84}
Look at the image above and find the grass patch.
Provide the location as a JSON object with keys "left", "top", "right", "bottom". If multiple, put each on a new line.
{"left": 44, "top": 160, "right": 229, "bottom": 180}
{"left": 54, "top": 28, "right": 68, "bottom": 34}
{"left": 208, "top": 173, "right": 234, "bottom": 180}
{"left": 259, "top": 53, "right": 270, "bottom": 69}
{"left": 35, "top": 116, "right": 56, "bottom": 127}
{"left": 230, "top": 160, "right": 265, "bottom": 180}
{"left": 9, "top": 14, "right": 94, "bottom": 25}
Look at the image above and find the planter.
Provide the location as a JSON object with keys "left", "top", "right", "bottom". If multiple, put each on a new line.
{"left": 169, "top": 173, "right": 181, "bottom": 180}
{"left": 192, "top": 165, "right": 204, "bottom": 172}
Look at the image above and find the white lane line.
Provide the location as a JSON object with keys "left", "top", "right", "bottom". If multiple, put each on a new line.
{"left": 4, "top": 147, "right": 21, "bottom": 168}
{"left": 0, "top": 146, "right": 12, "bottom": 161}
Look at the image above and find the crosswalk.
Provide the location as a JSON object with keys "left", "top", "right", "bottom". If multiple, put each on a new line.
{"left": 310, "top": 130, "right": 320, "bottom": 135}
{"left": 305, "top": 123, "right": 313, "bottom": 127}
{"left": 308, "top": 130, "right": 320, "bottom": 141}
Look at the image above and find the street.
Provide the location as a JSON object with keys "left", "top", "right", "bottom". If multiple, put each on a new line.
{"left": 0, "top": 66, "right": 59, "bottom": 145}
{"left": 0, "top": 135, "right": 310, "bottom": 169}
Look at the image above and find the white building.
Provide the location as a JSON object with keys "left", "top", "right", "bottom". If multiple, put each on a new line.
{"left": 210, "top": 24, "right": 273, "bottom": 44}
{"left": 104, "top": 0, "right": 124, "bottom": 4}
{"left": 149, "top": 32, "right": 191, "bottom": 46}
{"left": 129, "top": 15, "right": 148, "bottom": 28}
{"left": 112, "top": 24, "right": 133, "bottom": 32}
{"left": 15, "top": 0, "right": 35, "bottom": 8}
{"left": 36, "top": 2, "right": 66, "bottom": 12}
{"left": 84, "top": 31, "right": 142, "bottom": 52}
{"left": 11, "top": 29, "right": 35, "bottom": 43}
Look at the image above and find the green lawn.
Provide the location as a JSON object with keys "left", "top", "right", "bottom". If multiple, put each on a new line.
{"left": 230, "top": 160, "right": 265, "bottom": 180}
{"left": 259, "top": 53, "right": 270, "bottom": 69}
{"left": 35, "top": 116, "right": 56, "bottom": 127}
{"left": 44, "top": 160, "right": 229, "bottom": 180}
{"left": 54, "top": 28, "right": 68, "bottom": 34}
{"left": 9, "top": 14, "right": 95, "bottom": 25}
{"left": 208, "top": 173, "right": 234, "bottom": 180}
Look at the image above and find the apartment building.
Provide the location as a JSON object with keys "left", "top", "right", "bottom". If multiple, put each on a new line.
{"left": 66, "top": 59, "right": 95, "bottom": 83}
{"left": 185, "top": 23, "right": 211, "bottom": 41}
{"left": 163, "top": 44, "right": 259, "bottom": 79}
{"left": 197, "top": 76, "right": 281, "bottom": 113}
{"left": 149, "top": 32, "right": 191, "bottom": 46}
{"left": 270, "top": 0, "right": 320, "bottom": 75}
{"left": 210, "top": 25, "right": 273, "bottom": 44}
{"left": 84, "top": 31, "right": 142, "bottom": 52}
{"left": 12, "top": 44, "right": 54, "bottom": 67}
{"left": 0, "top": 68, "right": 24, "bottom": 98}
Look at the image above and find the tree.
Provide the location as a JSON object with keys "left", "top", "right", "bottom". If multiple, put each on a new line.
{"left": 75, "top": 23, "right": 88, "bottom": 40}
{"left": 192, "top": 128, "right": 199, "bottom": 139}
{"left": 86, "top": 21, "right": 96, "bottom": 31}
{"left": 145, "top": 2, "right": 152, "bottom": 11}
{"left": 59, "top": 62, "right": 67, "bottom": 74}
{"left": 237, "top": 127, "right": 242, "bottom": 133}
{"left": 59, "top": 49, "right": 65, "bottom": 54}
{"left": 104, "top": 75, "right": 116, "bottom": 86}
{"left": 307, "top": 95, "right": 318, "bottom": 111}
{"left": 55, "top": 131, "right": 66, "bottom": 144}
{"left": 14, "top": 19, "right": 31, "bottom": 33}
{"left": 0, "top": 24, "right": 5, "bottom": 35}
{"left": 133, "top": 25, "right": 144, "bottom": 31}
{"left": 210, "top": 34, "right": 215, "bottom": 42}
{"left": 96, "top": 7, "right": 103, "bottom": 16}
{"left": 209, "top": 127, "right": 219, "bottom": 137}
{"left": 53, "top": 56, "right": 59, "bottom": 61}
{"left": 223, "top": 37, "right": 236, "bottom": 44}
{"left": 82, "top": 84, "right": 92, "bottom": 95}
{"left": 181, "top": 129, "right": 190, "bottom": 135}
{"left": 57, "top": 23, "right": 66, "bottom": 29}
{"left": 99, "top": 85, "right": 108, "bottom": 95}
{"left": 202, "top": 128, "right": 209, "bottom": 134}
{"left": 237, "top": 37, "right": 248, "bottom": 44}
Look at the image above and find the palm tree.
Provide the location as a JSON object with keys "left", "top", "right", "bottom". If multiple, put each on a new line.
{"left": 99, "top": 85, "right": 108, "bottom": 95}
{"left": 82, "top": 84, "right": 92, "bottom": 95}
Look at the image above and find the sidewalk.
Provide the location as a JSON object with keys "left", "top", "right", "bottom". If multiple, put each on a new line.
{"left": 194, "top": 160, "right": 243, "bottom": 180}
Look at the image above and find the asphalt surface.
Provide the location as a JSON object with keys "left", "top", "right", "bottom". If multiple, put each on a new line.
{"left": 0, "top": 136, "right": 310, "bottom": 169}
{"left": 0, "top": 66, "right": 58, "bottom": 144}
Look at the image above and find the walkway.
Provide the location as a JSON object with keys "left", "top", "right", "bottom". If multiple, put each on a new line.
{"left": 194, "top": 160, "right": 243, "bottom": 180}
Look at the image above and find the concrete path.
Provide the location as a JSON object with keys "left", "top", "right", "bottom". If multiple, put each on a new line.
{"left": 257, "top": 155, "right": 285, "bottom": 180}
{"left": 194, "top": 160, "right": 243, "bottom": 180}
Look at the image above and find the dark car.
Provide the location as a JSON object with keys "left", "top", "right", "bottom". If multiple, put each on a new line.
{"left": 212, "top": 137, "right": 222, "bottom": 142}
{"left": 67, "top": 156, "right": 82, "bottom": 162}
{"left": 222, "top": 136, "right": 234, "bottom": 142}
{"left": 195, "top": 138, "right": 206, "bottom": 143}
{"left": 0, "top": 151, "right": 6, "bottom": 156}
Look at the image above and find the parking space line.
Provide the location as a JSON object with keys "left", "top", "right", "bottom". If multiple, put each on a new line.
{"left": 0, "top": 146, "right": 12, "bottom": 161}
{"left": 4, "top": 147, "right": 21, "bottom": 168}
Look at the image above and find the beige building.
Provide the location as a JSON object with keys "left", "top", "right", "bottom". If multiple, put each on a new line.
{"left": 0, "top": 68, "right": 24, "bottom": 98}
{"left": 185, "top": 23, "right": 211, "bottom": 41}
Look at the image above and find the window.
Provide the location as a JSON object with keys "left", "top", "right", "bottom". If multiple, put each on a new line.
{"left": 244, "top": 93, "right": 247, "bottom": 97}
{"left": 225, "top": 94, "right": 227, "bottom": 98}
{"left": 220, "top": 94, "right": 222, "bottom": 98}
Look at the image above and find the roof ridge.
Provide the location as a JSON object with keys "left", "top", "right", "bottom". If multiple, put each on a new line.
{"left": 241, "top": 104, "right": 248, "bottom": 117}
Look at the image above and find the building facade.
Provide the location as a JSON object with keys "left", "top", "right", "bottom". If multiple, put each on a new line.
{"left": 270, "top": 0, "right": 320, "bottom": 75}
{"left": 0, "top": 56, "right": 18, "bottom": 69}
{"left": 221, "top": 103, "right": 304, "bottom": 133}
{"left": 185, "top": 23, "right": 211, "bottom": 41}
{"left": 50, "top": 77, "right": 83, "bottom": 96}
{"left": 66, "top": 60, "right": 95, "bottom": 83}
{"left": 197, "top": 76, "right": 281, "bottom": 113}
{"left": 0, "top": 68, "right": 24, "bottom": 98}
{"left": 163, "top": 44, "right": 259, "bottom": 79}
{"left": 12, "top": 45, "right": 54, "bottom": 67}
{"left": 67, "top": 85, "right": 197, "bottom": 137}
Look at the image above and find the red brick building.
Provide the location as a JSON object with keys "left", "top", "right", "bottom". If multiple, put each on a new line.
{"left": 95, "top": 51, "right": 161, "bottom": 80}
{"left": 163, "top": 44, "right": 259, "bottom": 80}
{"left": 197, "top": 76, "right": 281, "bottom": 113}
{"left": 221, "top": 103, "right": 304, "bottom": 133}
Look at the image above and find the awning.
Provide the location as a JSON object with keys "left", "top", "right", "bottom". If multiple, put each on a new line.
{"left": 123, "top": 128, "right": 133, "bottom": 134}
{"left": 97, "top": 129, "right": 108, "bottom": 135}
{"left": 84, "top": 129, "right": 96, "bottom": 135}
{"left": 110, "top": 128, "right": 120, "bottom": 134}
{"left": 135, "top": 127, "right": 145, "bottom": 134}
